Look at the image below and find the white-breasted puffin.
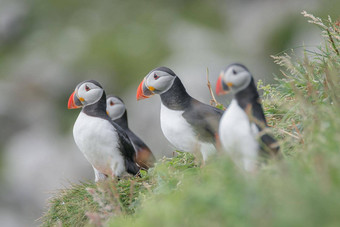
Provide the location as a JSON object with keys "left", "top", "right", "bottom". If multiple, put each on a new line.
{"left": 106, "top": 95, "right": 156, "bottom": 169}
{"left": 136, "top": 66, "right": 224, "bottom": 161}
{"left": 215, "top": 63, "right": 279, "bottom": 172}
{"left": 68, "top": 80, "right": 140, "bottom": 181}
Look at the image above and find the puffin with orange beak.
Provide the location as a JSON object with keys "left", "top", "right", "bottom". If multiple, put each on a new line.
{"left": 137, "top": 66, "right": 224, "bottom": 161}
{"left": 106, "top": 95, "right": 156, "bottom": 169}
{"left": 216, "top": 63, "right": 279, "bottom": 172}
{"left": 68, "top": 80, "right": 140, "bottom": 181}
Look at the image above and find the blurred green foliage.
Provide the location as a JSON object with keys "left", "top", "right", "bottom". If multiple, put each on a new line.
{"left": 265, "top": 15, "right": 300, "bottom": 55}
{"left": 0, "top": 0, "right": 226, "bottom": 135}
{"left": 15, "top": 0, "right": 225, "bottom": 92}
{"left": 0, "top": 0, "right": 338, "bottom": 138}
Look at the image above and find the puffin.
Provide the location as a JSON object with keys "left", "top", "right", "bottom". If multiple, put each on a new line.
{"left": 106, "top": 95, "right": 156, "bottom": 169}
{"left": 136, "top": 66, "right": 224, "bottom": 161}
{"left": 215, "top": 63, "right": 279, "bottom": 171}
{"left": 68, "top": 80, "right": 140, "bottom": 181}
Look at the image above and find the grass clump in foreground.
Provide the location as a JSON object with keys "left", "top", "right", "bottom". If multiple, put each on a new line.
{"left": 41, "top": 152, "right": 198, "bottom": 226}
{"left": 41, "top": 12, "right": 340, "bottom": 226}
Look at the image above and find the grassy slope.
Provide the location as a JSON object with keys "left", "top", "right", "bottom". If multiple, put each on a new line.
{"left": 41, "top": 13, "right": 340, "bottom": 227}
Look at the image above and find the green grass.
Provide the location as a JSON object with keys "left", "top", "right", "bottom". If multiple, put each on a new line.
{"left": 41, "top": 182, "right": 98, "bottom": 226}
{"left": 40, "top": 152, "right": 198, "bottom": 226}
{"left": 41, "top": 12, "right": 340, "bottom": 227}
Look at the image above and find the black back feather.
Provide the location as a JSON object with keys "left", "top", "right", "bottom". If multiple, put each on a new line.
{"left": 160, "top": 76, "right": 223, "bottom": 144}
{"left": 113, "top": 110, "right": 156, "bottom": 168}
{"left": 107, "top": 95, "right": 155, "bottom": 169}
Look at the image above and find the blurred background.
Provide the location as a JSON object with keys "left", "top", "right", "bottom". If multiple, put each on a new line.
{"left": 0, "top": 0, "right": 338, "bottom": 226}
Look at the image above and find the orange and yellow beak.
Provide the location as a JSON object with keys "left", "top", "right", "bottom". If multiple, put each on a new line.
{"left": 136, "top": 79, "right": 155, "bottom": 101}
{"left": 68, "top": 91, "right": 82, "bottom": 109}
{"left": 215, "top": 73, "right": 230, "bottom": 96}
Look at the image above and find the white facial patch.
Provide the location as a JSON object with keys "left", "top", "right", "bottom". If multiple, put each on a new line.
{"left": 106, "top": 97, "right": 126, "bottom": 120}
{"left": 77, "top": 82, "right": 104, "bottom": 106}
{"left": 145, "top": 70, "right": 176, "bottom": 94}
{"left": 224, "top": 66, "right": 252, "bottom": 93}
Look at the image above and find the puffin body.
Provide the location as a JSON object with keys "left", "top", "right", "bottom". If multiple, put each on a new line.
{"left": 106, "top": 95, "right": 156, "bottom": 169}
{"left": 73, "top": 112, "right": 126, "bottom": 177}
{"left": 160, "top": 103, "right": 197, "bottom": 152}
{"left": 137, "top": 67, "right": 223, "bottom": 160}
{"left": 68, "top": 80, "right": 139, "bottom": 181}
{"left": 216, "top": 63, "right": 279, "bottom": 171}
{"left": 218, "top": 100, "right": 259, "bottom": 171}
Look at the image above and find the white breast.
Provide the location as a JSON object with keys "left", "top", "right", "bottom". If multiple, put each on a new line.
{"left": 219, "top": 100, "right": 259, "bottom": 171}
{"left": 73, "top": 112, "right": 125, "bottom": 177}
{"left": 160, "top": 103, "right": 216, "bottom": 160}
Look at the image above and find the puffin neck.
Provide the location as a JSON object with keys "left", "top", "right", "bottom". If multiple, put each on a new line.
{"left": 113, "top": 110, "right": 129, "bottom": 129}
{"left": 160, "top": 76, "right": 191, "bottom": 110}
{"left": 82, "top": 91, "right": 110, "bottom": 119}
{"left": 234, "top": 77, "right": 259, "bottom": 110}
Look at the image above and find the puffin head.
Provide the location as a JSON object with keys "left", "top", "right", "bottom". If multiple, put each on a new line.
{"left": 68, "top": 80, "right": 104, "bottom": 109}
{"left": 216, "top": 63, "right": 252, "bottom": 95}
{"left": 106, "top": 95, "right": 126, "bottom": 120}
{"left": 136, "top": 66, "right": 177, "bottom": 100}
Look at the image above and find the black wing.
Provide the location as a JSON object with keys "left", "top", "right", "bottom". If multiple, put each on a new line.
{"left": 182, "top": 99, "right": 224, "bottom": 143}
{"left": 126, "top": 129, "right": 156, "bottom": 169}
{"left": 251, "top": 101, "right": 280, "bottom": 155}
{"left": 113, "top": 111, "right": 155, "bottom": 170}
{"left": 112, "top": 122, "right": 140, "bottom": 175}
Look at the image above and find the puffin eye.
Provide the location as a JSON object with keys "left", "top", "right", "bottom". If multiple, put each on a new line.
{"left": 85, "top": 85, "right": 91, "bottom": 91}
{"left": 154, "top": 73, "right": 160, "bottom": 80}
{"left": 110, "top": 100, "right": 114, "bottom": 106}
{"left": 232, "top": 69, "right": 237, "bottom": 75}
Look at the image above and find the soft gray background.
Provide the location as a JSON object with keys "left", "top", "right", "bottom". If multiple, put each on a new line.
{"left": 0, "top": 0, "right": 338, "bottom": 226}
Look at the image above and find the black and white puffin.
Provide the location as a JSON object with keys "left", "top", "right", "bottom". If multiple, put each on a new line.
{"left": 215, "top": 63, "right": 279, "bottom": 171}
{"left": 136, "top": 67, "right": 224, "bottom": 161}
{"left": 106, "top": 95, "right": 156, "bottom": 169}
{"left": 68, "top": 80, "right": 140, "bottom": 181}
